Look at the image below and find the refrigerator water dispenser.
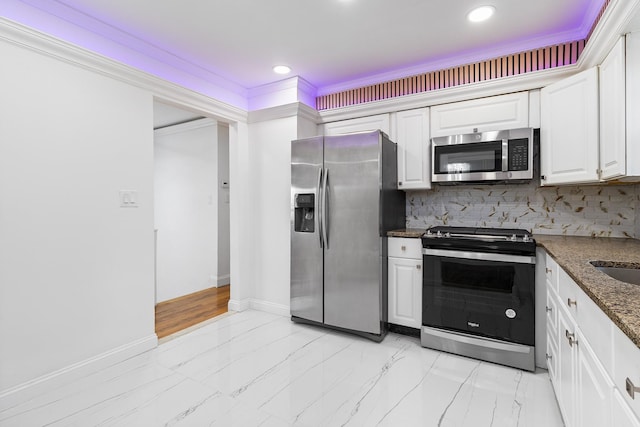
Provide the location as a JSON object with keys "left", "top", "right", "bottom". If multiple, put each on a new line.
{"left": 294, "top": 193, "right": 315, "bottom": 232}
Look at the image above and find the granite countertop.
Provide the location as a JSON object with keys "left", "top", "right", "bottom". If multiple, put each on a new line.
{"left": 535, "top": 235, "right": 640, "bottom": 349}
{"left": 387, "top": 228, "right": 425, "bottom": 238}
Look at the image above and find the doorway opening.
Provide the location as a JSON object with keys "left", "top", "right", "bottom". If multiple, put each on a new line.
{"left": 152, "top": 100, "right": 230, "bottom": 339}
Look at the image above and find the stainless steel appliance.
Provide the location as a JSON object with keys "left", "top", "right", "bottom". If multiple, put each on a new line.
{"left": 421, "top": 226, "right": 536, "bottom": 371}
{"left": 290, "top": 130, "right": 405, "bottom": 342}
{"left": 432, "top": 128, "right": 534, "bottom": 183}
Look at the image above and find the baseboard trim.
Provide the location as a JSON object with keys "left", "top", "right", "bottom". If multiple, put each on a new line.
{"left": 227, "top": 298, "right": 289, "bottom": 317}
{"left": 216, "top": 275, "right": 230, "bottom": 287}
{"left": 0, "top": 334, "right": 158, "bottom": 411}
{"left": 228, "top": 298, "right": 250, "bottom": 312}
{"left": 248, "top": 299, "right": 290, "bottom": 317}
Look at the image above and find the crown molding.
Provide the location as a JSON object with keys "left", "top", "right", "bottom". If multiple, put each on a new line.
{"left": 318, "top": 65, "right": 578, "bottom": 124}
{"left": 0, "top": 18, "right": 248, "bottom": 123}
{"left": 153, "top": 117, "right": 217, "bottom": 136}
{"left": 577, "top": 0, "right": 640, "bottom": 69}
{"left": 248, "top": 102, "right": 320, "bottom": 124}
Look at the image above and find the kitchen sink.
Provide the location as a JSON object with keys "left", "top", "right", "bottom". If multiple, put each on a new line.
{"left": 589, "top": 261, "right": 640, "bottom": 286}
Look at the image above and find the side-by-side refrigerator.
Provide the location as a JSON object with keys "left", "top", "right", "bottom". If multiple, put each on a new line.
{"left": 290, "top": 130, "right": 405, "bottom": 341}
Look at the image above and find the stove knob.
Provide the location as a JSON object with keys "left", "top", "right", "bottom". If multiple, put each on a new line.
{"left": 445, "top": 232, "right": 451, "bottom": 238}
{"left": 436, "top": 230, "right": 442, "bottom": 237}
{"left": 426, "top": 230, "right": 432, "bottom": 236}
{"left": 510, "top": 234, "right": 517, "bottom": 241}
{"left": 523, "top": 235, "right": 530, "bottom": 242}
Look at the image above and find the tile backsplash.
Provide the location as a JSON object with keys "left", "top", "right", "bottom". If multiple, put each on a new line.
{"left": 407, "top": 181, "right": 640, "bottom": 238}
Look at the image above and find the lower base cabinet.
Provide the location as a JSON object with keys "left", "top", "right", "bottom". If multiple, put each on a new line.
{"left": 388, "top": 237, "right": 422, "bottom": 329}
{"left": 544, "top": 251, "right": 640, "bottom": 426}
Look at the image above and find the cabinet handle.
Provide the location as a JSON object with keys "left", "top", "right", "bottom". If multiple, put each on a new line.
{"left": 541, "top": 175, "right": 547, "bottom": 180}
{"left": 626, "top": 378, "right": 640, "bottom": 399}
{"left": 567, "top": 298, "right": 577, "bottom": 307}
{"left": 416, "top": 265, "right": 421, "bottom": 270}
{"left": 546, "top": 268, "right": 552, "bottom": 273}
{"left": 546, "top": 353, "right": 553, "bottom": 361}
{"left": 546, "top": 306, "right": 552, "bottom": 313}
{"left": 565, "top": 330, "right": 578, "bottom": 347}
{"left": 398, "top": 182, "right": 403, "bottom": 186}
{"left": 401, "top": 245, "right": 406, "bottom": 251}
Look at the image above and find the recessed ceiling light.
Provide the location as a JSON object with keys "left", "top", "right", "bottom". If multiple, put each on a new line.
{"left": 273, "top": 65, "right": 291, "bottom": 74}
{"left": 467, "top": 5, "right": 495, "bottom": 23}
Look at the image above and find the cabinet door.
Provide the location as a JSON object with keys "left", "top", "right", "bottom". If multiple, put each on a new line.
{"left": 613, "top": 389, "right": 640, "bottom": 427}
{"left": 393, "top": 108, "right": 431, "bottom": 190}
{"left": 576, "top": 329, "right": 613, "bottom": 427}
{"left": 557, "top": 306, "right": 577, "bottom": 427}
{"left": 388, "top": 256, "right": 422, "bottom": 328}
{"left": 430, "top": 91, "right": 529, "bottom": 137}
{"left": 540, "top": 67, "right": 599, "bottom": 185}
{"left": 322, "top": 114, "right": 390, "bottom": 136}
{"left": 599, "top": 36, "right": 626, "bottom": 180}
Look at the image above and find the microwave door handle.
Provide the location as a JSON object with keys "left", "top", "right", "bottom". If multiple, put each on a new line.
{"left": 502, "top": 139, "right": 509, "bottom": 172}
{"left": 317, "top": 167, "right": 323, "bottom": 249}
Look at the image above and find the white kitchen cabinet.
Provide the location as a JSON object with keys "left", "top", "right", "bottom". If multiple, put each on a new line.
{"left": 576, "top": 327, "right": 613, "bottom": 427}
{"left": 388, "top": 237, "right": 422, "bottom": 329}
{"left": 540, "top": 67, "right": 599, "bottom": 185}
{"left": 430, "top": 91, "right": 529, "bottom": 138}
{"left": 599, "top": 36, "right": 627, "bottom": 180}
{"left": 613, "top": 390, "right": 640, "bottom": 427}
{"left": 391, "top": 108, "right": 431, "bottom": 190}
{"left": 544, "top": 250, "right": 640, "bottom": 426}
{"left": 322, "top": 113, "right": 390, "bottom": 136}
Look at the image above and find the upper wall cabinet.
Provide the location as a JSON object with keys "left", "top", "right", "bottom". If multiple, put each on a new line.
{"left": 391, "top": 108, "right": 431, "bottom": 190}
{"left": 540, "top": 67, "right": 599, "bottom": 185}
{"left": 322, "top": 113, "right": 390, "bottom": 136}
{"left": 599, "top": 32, "right": 640, "bottom": 182}
{"left": 540, "top": 33, "right": 640, "bottom": 186}
{"left": 599, "top": 37, "right": 626, "bottom": 180}
{"left": 430, "top": 91, "right": 529, "bottom": 138}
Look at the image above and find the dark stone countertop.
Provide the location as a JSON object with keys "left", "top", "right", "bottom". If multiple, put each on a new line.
{"left": 535, "top": 235, "right": 640, "bottom": 349}
{"left": 387, "top": 228, "right": 425, "bottom": 238}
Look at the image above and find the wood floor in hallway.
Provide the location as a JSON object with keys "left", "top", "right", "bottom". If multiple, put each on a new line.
{"left": 155, "top": 285, "right": 230, "bottom": 339}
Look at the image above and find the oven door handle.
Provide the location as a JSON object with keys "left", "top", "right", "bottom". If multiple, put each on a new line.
{"left": 422, "top": 248, "right": 536, "bottom": 264}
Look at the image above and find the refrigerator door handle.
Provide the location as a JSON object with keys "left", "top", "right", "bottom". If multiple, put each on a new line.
{"left": 323, "top": 168, "right": 330, "bottom": 249}
{"left": 317, "top": 167, "right": 323, "bottom": 248}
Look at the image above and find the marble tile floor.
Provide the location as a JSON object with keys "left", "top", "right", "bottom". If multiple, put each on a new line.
{"left": 0, "top": 310, "right": 564, "bottom": 426}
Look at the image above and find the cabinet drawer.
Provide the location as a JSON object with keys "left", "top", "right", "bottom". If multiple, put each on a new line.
{"left": 546, "top": 288, "right": 559, "bottom": 338}
{"left": 388, "top": 237, "right": 422, "bottom": 259}
{"left": 545, "top": 253, "right": 559, "bottom": 292}
{"left": 613, "top": 325, "right": 640, "bottom": 420}
{"left": 558, "top": 268, "right": 580, "bottom": 319}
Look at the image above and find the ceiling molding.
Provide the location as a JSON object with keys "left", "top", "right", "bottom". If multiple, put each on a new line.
{"left": 577, "top": 0, "right": 640, "bottom": 69}
{"left": 153, "top": 117, "right": 217, "bottom": 136}
{"left": 318, "top": 65, "right": 579, "bottom": 124}
{"left": 248, "top": 102, "right": 320, "bottom": 124}
{"left": 0, "top": 18, "right": 248, "bottom": 123}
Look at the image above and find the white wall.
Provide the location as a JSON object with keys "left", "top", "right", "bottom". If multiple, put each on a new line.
{"left": 0, "top": 38, "right": 155, "bottom": 394}
{"left": 248, "top": 117, "right": 297, "bottom": 313}
{"left": 217, "top": 124, "right": 230, "bottom": 285}
{"left": 245, "top": 108, "right": 319, "bottom": 314}
{"left": 154, "top": 119, "right": 219, "bottom": 303}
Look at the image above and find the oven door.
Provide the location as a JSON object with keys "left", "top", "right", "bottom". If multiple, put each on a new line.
{"left": 422, "top": 249, "right": 535, "bottom": 346}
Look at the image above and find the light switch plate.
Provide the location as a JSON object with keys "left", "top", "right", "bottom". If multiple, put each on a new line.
{"left": 119, "top": 190, "right": 138, "bottom": 208}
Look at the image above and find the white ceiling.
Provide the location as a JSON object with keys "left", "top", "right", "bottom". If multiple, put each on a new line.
{"left": 52, "top": 0, "right": 604, "bottom": 95}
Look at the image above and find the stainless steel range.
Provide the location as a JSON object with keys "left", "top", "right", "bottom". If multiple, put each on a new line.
{"left": 421, "top": 226, "right": 536, "bottom": 371}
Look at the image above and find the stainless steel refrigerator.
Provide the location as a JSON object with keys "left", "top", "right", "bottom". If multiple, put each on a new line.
{"left": 290, "top": 130, "right": 405, "bottom": 341}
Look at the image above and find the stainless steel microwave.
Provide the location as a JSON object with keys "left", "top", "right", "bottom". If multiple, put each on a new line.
{"left": 431, "top": 128, "right": 534, "bottom": 183}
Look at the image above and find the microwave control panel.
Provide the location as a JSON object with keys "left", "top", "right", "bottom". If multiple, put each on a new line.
{"left": 507, "top": 138, "right": 529, "bottom": 171}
